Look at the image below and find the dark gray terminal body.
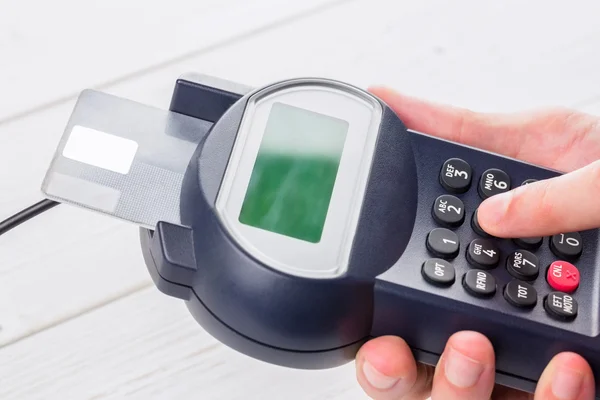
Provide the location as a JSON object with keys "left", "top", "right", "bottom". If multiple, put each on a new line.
{"left": 140, "top": 73, "right": 600, "bottom": 396}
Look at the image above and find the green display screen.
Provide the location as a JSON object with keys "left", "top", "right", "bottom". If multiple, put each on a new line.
{"left": 239, "top": 102, "right": 348, "bottom": 243}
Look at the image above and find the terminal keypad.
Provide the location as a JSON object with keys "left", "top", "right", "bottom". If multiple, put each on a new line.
{"left": 422, "top": 158, "right": 583, "bottom": 321}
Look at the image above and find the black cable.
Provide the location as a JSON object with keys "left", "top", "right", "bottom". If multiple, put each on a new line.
{"left": 0, "top": 199, "right": 59, "bottom": 236}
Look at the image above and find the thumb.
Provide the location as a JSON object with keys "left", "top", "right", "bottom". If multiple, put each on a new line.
{"left": 477, "top": 160, "right": 600, "bottom": 238}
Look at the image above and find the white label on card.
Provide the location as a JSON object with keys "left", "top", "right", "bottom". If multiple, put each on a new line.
{"left": 62, "top": 125, "right": 138, "bottom": 174}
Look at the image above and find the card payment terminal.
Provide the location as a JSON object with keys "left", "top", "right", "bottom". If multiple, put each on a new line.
{"left": 40, "top": 73, "right": 600, "bottom": 396}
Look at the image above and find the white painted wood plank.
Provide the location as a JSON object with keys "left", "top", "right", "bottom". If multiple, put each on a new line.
{"left": 0, "top": 287, "right": 367, "bottom": 400}
{"left": 0, "top": 219, "right": 149, "bottom": 346}
{"left": 105, "top": 0, "right": 600, "bottom": 113}
{"left": 0, "top": 0, "right": 347, "bottom": 122}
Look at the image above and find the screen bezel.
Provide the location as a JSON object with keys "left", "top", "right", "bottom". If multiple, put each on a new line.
{"left": 215, "top": 79, "right": 382, "bottom": 279}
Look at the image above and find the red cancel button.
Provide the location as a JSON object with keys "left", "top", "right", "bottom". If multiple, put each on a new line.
{"left": 547, "top": 261, "right": 580, "bottom": 293}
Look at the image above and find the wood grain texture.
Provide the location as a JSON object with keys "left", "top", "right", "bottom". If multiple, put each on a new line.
{"left": 0, "top": 288, "right": 366, "bottom": 400}
{"left": 1, "top": 0, "right": 600, "bottom": 398}
{"left": 0, "top": 0, "right": 347, "bottom": 122}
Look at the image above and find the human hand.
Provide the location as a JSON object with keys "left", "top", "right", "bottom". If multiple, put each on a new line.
{"left": 355, "top": 332, "right": 594, "bottom": 400}
{"left": 371, "top": 86, "right": 600, "bottom": 238}
{"left": 352, "top": 86, "right": 600, "bottom": 400}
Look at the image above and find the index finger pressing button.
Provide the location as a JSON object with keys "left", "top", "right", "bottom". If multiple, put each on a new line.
{"left": 471, "top": 209, "right": 492, "bottom": 238}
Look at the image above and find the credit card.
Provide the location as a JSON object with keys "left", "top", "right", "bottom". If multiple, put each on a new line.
{"left": 41, "top": 89, "right": 212, "bottom": 229}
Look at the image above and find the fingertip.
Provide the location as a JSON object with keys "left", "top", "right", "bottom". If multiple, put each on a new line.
{"left": 355, "top": 336, "right": 419, "bottom": 398}
{"left": 477, "top": 194, "right": 511, "bottom": 237}
{"left": 358, "top": 336, "right": 416, "bottom": 378}
{"left": 446, "top": 331, "right": 495, "bottom": 365}
{"left": 430, "top": 331, "right": 496, "bottom": 400}
{"left": 535, "top": 352, "right": 595, "bottom": 400}
{"left": 477, "top": 178, "right": 566, "bottom": 238}
{"left": 551, "top": 352, "right": 593, "bottom": 375}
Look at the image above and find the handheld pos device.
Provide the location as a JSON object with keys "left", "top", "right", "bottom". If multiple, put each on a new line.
{"left": 41, "top": 73, "right": 600, "bottom": 396}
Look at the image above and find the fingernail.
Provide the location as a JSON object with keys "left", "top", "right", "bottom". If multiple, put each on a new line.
{"left": 362, "top": 360, "right": 400, "bottom": 390}
{"left": 551, "top": 366, "right": 584, "bottom": 400}
{"left": 444, "top": 347, "right": 484, "bottom": 388}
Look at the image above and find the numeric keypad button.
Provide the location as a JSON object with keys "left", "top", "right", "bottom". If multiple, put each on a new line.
{"left": 504, "top": 280, "right": 537, "bottom": 309}
{"left": 506, "top": 250, "right": 539, "bottom": 281}
{"left": 432, "top": 195, "right": 465, "bottom": 227}
{"left": 545, "top": 292, "right": 578, "bottom": 321}
{"left": 440, "top": 158, "right": 472, "bottom": 194}
{"left": 422, "top": 259, "right": 455, "bottom": 286}
{"left": 463, "top": 269, "right": 496, "bottom": 298}
{"left": 550, "top": 232, "right": 583, "bottom": 259}
{"left": 426, "top": 228, "right": 460, "bottom": 259}
{"left": 547, "top": 261, "right": 580, "bottom": 293}
{"left": 513, "top": 237, "right": 543, "bottom": 251}
{"left": 478, "top": 168, "right": 511, "bottom": 199}
{"left": 466, "top": 239, "right": 500, "bottom": 269}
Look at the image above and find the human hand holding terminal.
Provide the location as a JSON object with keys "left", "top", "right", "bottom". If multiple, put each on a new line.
{"left": 355, "top": 86, "right": 600, "bottom": 400}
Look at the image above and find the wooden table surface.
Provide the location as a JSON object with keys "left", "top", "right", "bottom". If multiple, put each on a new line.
{"left": 1, "top": 1, "right": 599, "bottom": 399}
